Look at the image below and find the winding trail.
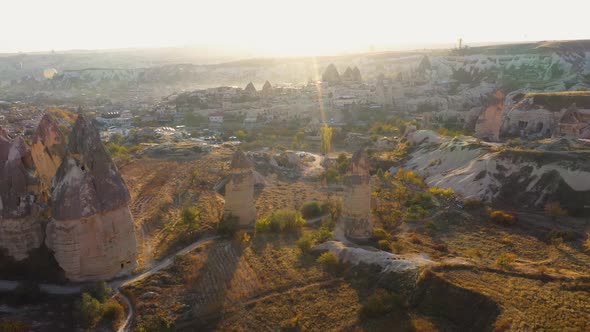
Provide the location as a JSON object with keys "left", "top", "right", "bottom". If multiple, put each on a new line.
{"left": 0, "top": 236, "right": 218, "bottom": 332}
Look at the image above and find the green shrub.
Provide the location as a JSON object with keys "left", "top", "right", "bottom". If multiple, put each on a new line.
{"left": 256, "top": 209, "right": 305, "bottom": 233}
{"left": 301, "top": 201, "right": 322, "bottom": 219}
{"left": 361, "top": 289, "right": 403, "bottom": 318}
{"left": 296, "top": 234, "right": 316, "bottom": 253}
{"left": 316, "top": 252, "right": 339, "bottom": 270}
{"left": 79, "top": 293, "right": 103, "bottom": 328}
{"left": 82, "top": 281, "right": 112, "bottom": 303}
{"left": 489, "top": 210, "right": 516, "bottom": 226}
{"left": 314, "top": 227, "right": 333, "bottom": 243}
{"left": 390, "top": 241, "right": 405, "bottom": 253}
{"left": 377, "top": 240, "right": 391, "bottom": 252}
{"left": 373, "top": 228, "right": 390, "bottom": 241}
{"left": 254, "top": 216, "right": 271, "bottom": 233}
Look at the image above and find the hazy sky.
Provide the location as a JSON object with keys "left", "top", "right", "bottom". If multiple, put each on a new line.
{"left": 2, "top": 0, "right": 589, "bottom": 55}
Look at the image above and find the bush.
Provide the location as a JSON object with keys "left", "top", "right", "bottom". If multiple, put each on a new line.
{"left": 82, "top": 281, "right": 112, "bottom": 303}
{"left": 377, "top": 240, "right": 391, "bottom": 252}
{"left": 428, "top": 187, "right": 455, "bottom": 200}
{"left": 256, "top": 209, "right": 305, "bottom": 234}
{"left": 373, "top": 228, "right": 390, "bottom": 241}
{"left": 390, "top": 241, "right": 404, "bottom": 253}
{"left": 489, "top": 210, "right": 516, "bottom": 226}
{"left": 314, "top": 227, "right": 333, "bottom": 243}
{"left": 102, "top": 299, "right": 125, "bottom": 329}
{"left": 316, "top": 252, "right": 339, "bottom": 270}
{"left": 361, "top": 289, "right": 403, "bottom": 318}
{"left": 79, "top": 293, "right": 104, "bottom": 328}
{"left": 296, "top": 234, "right": 315, "bottom": 253}
{"left": 545, "top": 229, "right": 576, "bottom": 244}
{"left": 301, "top": 201, "right": 322, "bottom": 219}
{"left": 495, "top": 253, "right": 517, "bottom": 270}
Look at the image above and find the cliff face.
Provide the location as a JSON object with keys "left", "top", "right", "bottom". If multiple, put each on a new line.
{"left": 224, "top": 150, "right": 257, "bottom": 226}
{"left": 0, "top": 128, "right": 44, "bottom": 261}
{"left": 46, "top": 115, "right": 137, "bottom": 281}
{"left": 342, "top": 150, "right": 372, "bottom": 241}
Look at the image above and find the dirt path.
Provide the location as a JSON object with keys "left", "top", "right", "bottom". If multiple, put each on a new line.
{"left": 0, "top": 236, "right": 218, "bottom": 331}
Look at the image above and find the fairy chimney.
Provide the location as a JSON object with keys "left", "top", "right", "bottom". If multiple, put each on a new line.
{"left": 341, "top": 149, "right": 372, "bottom": 241}
{"left": 224, "top": 150, "right": 257, "bottom": 226}
{"left": 45, "top": 115, "right": 137, "bottom": 281}
{"left": 0, "top": 128, "right": 45, "bottom": 261}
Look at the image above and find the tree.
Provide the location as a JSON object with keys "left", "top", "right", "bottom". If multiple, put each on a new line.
{"left": 544, "top": 202, "right": 567, "bottom": 221}
{"left": 320, "top": 125, "right": 333, "bottom": 154}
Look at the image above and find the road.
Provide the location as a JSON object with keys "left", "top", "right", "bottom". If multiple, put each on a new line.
{"left": 0, "top": 236, "right": 218, "bottom": 332}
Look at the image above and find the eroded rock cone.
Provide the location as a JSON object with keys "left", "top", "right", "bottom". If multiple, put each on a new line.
{"left": 224, "top": 150, "right": 257, "bottom": 226}
{"left": 0, "top": 127, "right": 44, "bottom": 261}
{"left": 31, "top": 114, "right": 66, "bottom": 200}
{"left": 341, "top": 149, "right": 372, "bottom": 242}
{"left": 46, "top": 115, "right": 137, "bottom": 281}
{"left": 322, "top": 64, "right": 341, "bottom": 83}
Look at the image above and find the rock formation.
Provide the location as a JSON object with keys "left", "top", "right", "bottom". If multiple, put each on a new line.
{"left": 224, "top": 150, "right": 257, "bottom": 226}
{"left": 261, "top": 80, "right": 273, "bottom": 98}
{"left": 352, "top": 66, "right": 362, "bottom": 81}
{"left": 341, "top": 149, "right": 372, "bottom": 241}
{"left": 0, "top": 127, "right": 45, "bottom": 261}
{"left": 474, "top": 90, "right": 505, "bottom": 141}
{"left": 46, "top": 115, "right": 137, "bottom": 281}
{"left": 244, "top": 82, "right": 257, "bottom": 97}
{"left": 31, "top": 114, "right": 67, "bottom": 200}
{"left": 500, "top": 92, "right": 590, "bottom": 139}
{"left": 322, "top": 64, "right": 340, "bottom": 84}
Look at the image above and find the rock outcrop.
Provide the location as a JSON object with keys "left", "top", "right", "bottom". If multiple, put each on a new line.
{"left": 261, "top": 80, "right": 273, "bottom": 98}
{"left": 322, "top": 64, "right": 340, "bottom": 84}
{"left": 405, "top": 133, "right": 590, "bottom": 215}
{"left": 341, "top": 149, "right": 372, "bottom": 241}
{"left": 500, "top": 92, "right": 590, "bottom": 139}
{"left": 0, "top": 127, "right": 45, "bottom": 261}
{"left": 474, "top": 90, "right": 505, "bottom": 141}
{"left": 244, "top": 82, "right": 257, "bottom": 97}
{"left": 31, "top": 114, "right": 67, "bottom": 200}
{"left": 46, "top": 115, "right": 137, "bottom": 281}
{"left": 223, "top": 150, "right": 257, "bottom": 226}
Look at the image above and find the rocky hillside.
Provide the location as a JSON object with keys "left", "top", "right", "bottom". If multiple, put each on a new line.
{"left": 0, "top": 114, "right": 138, "bottom": 281}
{"left": 405, "top": 130, "right": 590, "bottom": 215}
{"left": 3, "top": 40, "right": 590, "bottom": 101}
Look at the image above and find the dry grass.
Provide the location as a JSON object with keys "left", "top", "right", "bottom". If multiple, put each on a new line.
{"left": 124, "top": 234, "right": 440, "bottom": 331}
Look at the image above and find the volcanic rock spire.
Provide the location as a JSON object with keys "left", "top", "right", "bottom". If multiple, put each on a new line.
{"left": 46, "top": 115, "right": 137, "bottom": 281}
{"left": 223, "top": 150, "right": 257, "bottom": 226}
{"left": 341, "top": 149, "right": 372, "bottom": 242}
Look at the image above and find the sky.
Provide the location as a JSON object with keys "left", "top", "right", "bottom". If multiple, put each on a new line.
{"left": 1, "top": 0, "right": 589, "bottom": 56}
